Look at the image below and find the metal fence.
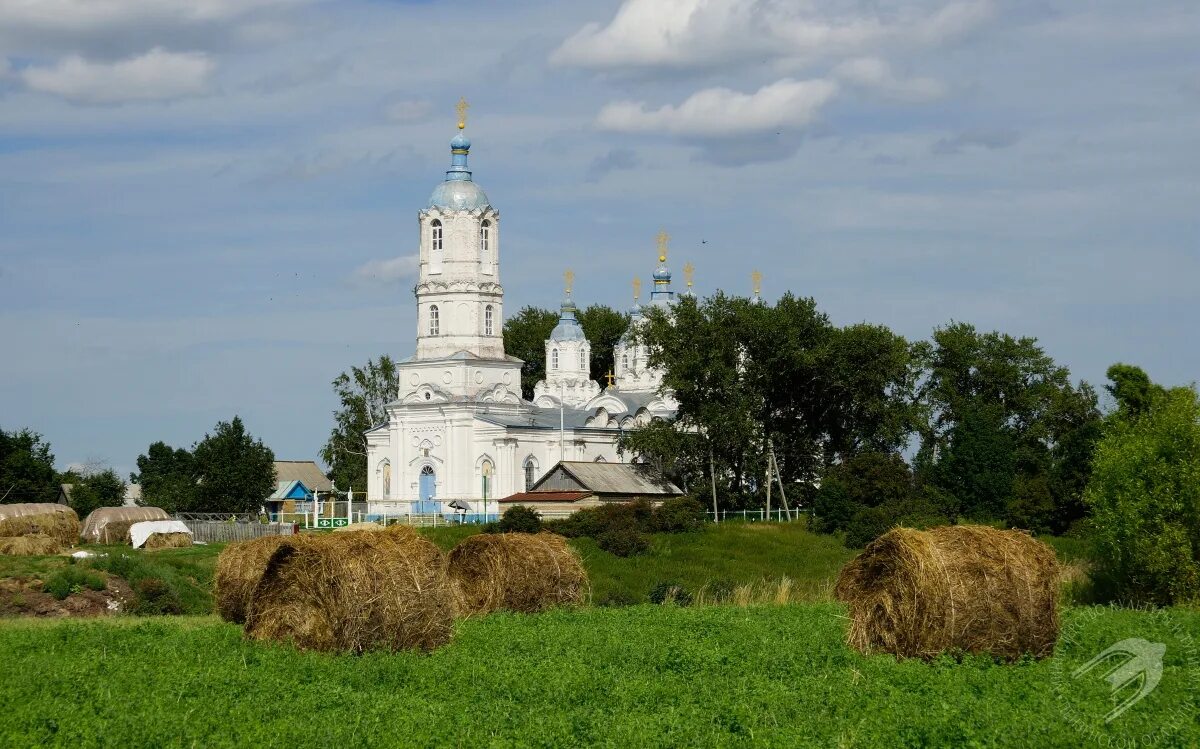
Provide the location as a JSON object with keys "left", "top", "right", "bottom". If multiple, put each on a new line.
{"left": 174, "top": 516, "right": 298, "bottom": 544}
{"left": 706, "top": 508, "right": 806, "bottom": 523}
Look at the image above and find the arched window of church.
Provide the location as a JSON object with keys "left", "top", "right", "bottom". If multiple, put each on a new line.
{"left": 551, "top": 349, "right": 559, "bottom": 369}
{"left": 523, "top": 458, "right": 537, "bottom": 491}
{"left": 431, "top": 219, "right": 443, "bottom": 251}
{"left": 621, "top": 354, "right": 628, "bottom": 371}
{"left": 579, "top": 350, "right": 585, "bottom": 369}
{"left": 429, "top": 305, "right": 439, "bottom": 336}
{"left": 480, "top": 220, "right": 490, "bottom": 252}
{"left": 485, "top": 305, "right": 494, "bottom": 336}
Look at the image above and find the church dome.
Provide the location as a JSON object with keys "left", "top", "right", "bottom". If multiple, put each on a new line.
{"left": 550, "top": 297, "right": 586, "bottom": 342}
{"left": 428, "top": 180, "right": 491, "bottom": 211}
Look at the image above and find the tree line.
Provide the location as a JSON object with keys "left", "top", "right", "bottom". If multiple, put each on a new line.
{"left": 0, "top": 416, "right": 276, "bottom": 516}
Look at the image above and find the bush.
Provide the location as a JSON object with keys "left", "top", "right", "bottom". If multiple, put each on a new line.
{"left": 1085, "top": 386, "right": 1200, "bottom": 605}
{"left": 649, "top": 581, "right": 693, "bottom": 606}
{"left": 595, "top": 589, "right": 638, "bottom": 608}
{"left": 42, "top": 567, "right": 107, "bottom": 600}
{"left": 596, "top": 527, "right": 650, "bottom": 557}
{"left": 814, "top": 452, "right": 917, "bottom": 534}
{"left": 843, "top": 497, "right": 948, "bottom": 549}
{"left": 651, "top": 497, "right": 707, "bottom": 533}
{"left": 131, "top": 578, "right": 183, "bottom": 616}
{"left": 494, "top": 505, "right": 542, "bottom": 534}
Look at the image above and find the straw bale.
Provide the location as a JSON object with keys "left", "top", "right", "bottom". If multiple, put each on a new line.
{"left": 245, "top": 531, "right": 452, "bottom": 653}
{"left": 447, "top": 532, "right": 588, "bottom": 617}
{"left": 80, "top": 506, "right": 170, "bottom": 544}
{"left": 0, "top": 503, "right": 80, "bottom": 546}
{"left": 213, "top": 535, "right": 293, "bottom": 624}
{"left": 0, "top": 534, "right": 63, "bottom": 556}
{"left": 834, "top": 525, "right": 1059, "bottom": 661}
{"left": 143, "top": 532, "right": 193, "bottom": 550}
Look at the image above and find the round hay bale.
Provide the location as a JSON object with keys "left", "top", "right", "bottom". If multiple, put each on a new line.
{"left": 213, "top": 535, "right": 293, "bottom": 624}
{"left": 143, "top": 532, "right": 193, "bottom": 550}
{"left": 447, "top": 532, "right": 588, "bottom": 618}
{"left": 0, "top": 504, "right": 80, "bottom": 547}
{"left": 245, "top": 531, "right": 452, "bottom": 653}
{"left": 0, "top": 534, "right": 63, "bottom": 556}
{"left": 834, "top": 525, "right": 1059, "bottom": 661}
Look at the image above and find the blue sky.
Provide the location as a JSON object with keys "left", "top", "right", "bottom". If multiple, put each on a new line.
{"left": 1, "top": 0, "right": 1197, "bottom": 479}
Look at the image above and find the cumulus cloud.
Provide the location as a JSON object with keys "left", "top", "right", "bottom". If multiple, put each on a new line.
{"left": 552, "top": 0, "right": 994, "bottom": 71}
{"left": 351, "top": 255, "right": 420, "bottom": 287}
{"left": 597, "top": 78, "right": 837, "bottom": 137}
{"left": 835, "top": 57, "right": 945, "bottom": 102}
{"left": 932, "top": 128, "right": 1021, "bottom": 155}
{"left": 21, "top": 47, "right": 214, "bottom": 104}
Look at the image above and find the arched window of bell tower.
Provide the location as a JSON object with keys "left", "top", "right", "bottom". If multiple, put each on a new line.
{"left": 429, "top": 305, "right": 440, "bottom": 336}
{"left": 485, "top": 305, "right": 494, "bottom": 336}
{"left": 551, "top": 349, "right": 559, "bottom": 369}
{"left": 431, "top": 219, "right": 443, "bottom": 251}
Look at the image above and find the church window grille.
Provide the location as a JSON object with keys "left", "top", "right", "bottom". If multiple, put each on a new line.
{"left": 579, "top": 350, "right": 585, "bottom": 369}
{"left": 485, "top": 305, "right": 494, "bottom": 336}
{"left": 524, "top": 459, "right": 537, "bottom": 491}
{"left": 431, "top": 219, "right": 443, "bottom": 251}
{"left": 622, "top": 354, "right": 628, "bottom": 371}
{"left": 429, "top": 305, "right": 440, "bottom": 335}
{"left": 551, "top": 349, "right": 559, "bottom": 369}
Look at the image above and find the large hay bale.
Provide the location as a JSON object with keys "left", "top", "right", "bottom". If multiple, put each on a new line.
{"left": 447, "top": 532, "right": 588, "bottom": 617}
{"left": 834, "top": 525, "right": 1059, "bottom": 661}
{"left": 0, "top": 504, "right": 80, "bottom": 546}
{"left": 245, "top": 531, "right": 452, "bottom": 653}
{"left": 80, "top": 506, "right": 170, "bottom": 545}
{"left": 0, "top": 534, "right": 63, "bottom": 556}
{"left": 143, "top": 532, "right": 193, "bottom": 550}
{"left": 213, "top": 535, "right": 293, "bottom": 624}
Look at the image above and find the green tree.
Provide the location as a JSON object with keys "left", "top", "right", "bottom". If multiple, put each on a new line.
{"left": 502, "top": 307, "right": 558, "bottom": 399}
{"left": 577, "top": 305, "right": 629, "bottom": 383}
{"left": 933, "top": 402, "right": 1015, "bottom": 522}
{"left": 0, "top": 428, "right": 58, "bottom": 504}
{"left": 130, "top": 442, "right": 198, "bottom": 513}
{"left": 192, "top": 416, "right": 276, "bottom": 514}
{"left": 68, "top": 468, "right": 127, "bottom": 517}
{"left": 1085, "top": 385, "right": 1200, "bottom": 605}
{"left": 1104, "top": 363, "right": 1163, "bottom": 418}
{"left": 813, "top": 451, "right": 915, "bottom": 533}
{"left": 322, "top": 356, "right": 397, "bottom": 492}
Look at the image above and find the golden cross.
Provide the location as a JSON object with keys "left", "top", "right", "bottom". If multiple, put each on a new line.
{"left": 456, "top": 97, "right": 469, "bottom": 130}
{"left": 656, "top": 230, "right": 670, "bottom": 262}
{"left": 683, "top": 262, "right": 695, "bottom": 288}
{"left": 751, "top": 270, "right": 763, "bottom": 295}
{"left": 564, "top": 269, "right": 574, "bottom": 294}
{"left": 605, "top": 370, "right": 615, "bottom": 387}
{"left": 632, "top": 277, "right": 642, "bottom": 302}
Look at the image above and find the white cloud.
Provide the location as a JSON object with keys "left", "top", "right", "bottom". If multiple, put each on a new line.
{"left": 835, "top": 57, "right": 945, "bottom": 102}
{"left": 351, "top": 255, "right": 420, "bottom": 286}
{"left": 21, "top": 47, "right": 215, "bottom": 104}
{"left": 596, "top": 78, "right": 837, "bottom": 137}
{"left": 552, "top": 0, "right": 995, "bottom": 71}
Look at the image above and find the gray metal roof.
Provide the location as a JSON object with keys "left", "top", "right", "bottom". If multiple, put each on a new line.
{"left": 475, "top": 406, "right": 600, "bottom": 431}
{"left": 532, "top": 461, "right": 682, "bottom": 495}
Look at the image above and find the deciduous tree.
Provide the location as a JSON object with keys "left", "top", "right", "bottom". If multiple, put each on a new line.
{"left": 322, "top": 356, "right": 397, "bottom": 491}
{"left": 192, "top": 416, "right": 275, "bottom": 514}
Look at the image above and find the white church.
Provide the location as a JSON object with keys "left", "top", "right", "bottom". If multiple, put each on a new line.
{"left": 364, "top": 110, "right": 681, "bottom": 518}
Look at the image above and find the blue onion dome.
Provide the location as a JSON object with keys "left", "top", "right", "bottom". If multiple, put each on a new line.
{"left": 550, "top": 294, "right": 586, "bottom": 342}
{"left": 428, "top": 127, "right": 491, "bottom": 211}
{"left": 652, "top": 259, "right": 671, "bottom": 281}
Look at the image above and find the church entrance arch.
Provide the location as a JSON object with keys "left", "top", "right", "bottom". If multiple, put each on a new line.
{"left": 417, "top": 465, "right": 438, "bottom": 513}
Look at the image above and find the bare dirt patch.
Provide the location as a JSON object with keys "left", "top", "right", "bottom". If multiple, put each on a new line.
{"left": 0, "top": 575, "right": 132, "bottom": 619}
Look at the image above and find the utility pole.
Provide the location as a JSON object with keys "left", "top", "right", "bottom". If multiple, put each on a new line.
{"left": 768, "top": 440, "right": 793, "bottom": 521}
{"left": 709, "top": 444, "right": 719, "bottom": 523}
{"left": 559, "top": 382, "right": 566, "bottom": 464}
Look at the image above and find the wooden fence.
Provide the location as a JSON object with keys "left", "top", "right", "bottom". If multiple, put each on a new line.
{"left": 177, "top": 519, "right": 298, "bottom": 544}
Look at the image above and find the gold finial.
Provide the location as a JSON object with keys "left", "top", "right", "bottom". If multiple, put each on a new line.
{"left": 564, "top": 269, "right": 575, "bottom": 295}
{"left": 683, "top": 262, "right": 695, "bottom": 288}
{"left": 605, "top": 370, "right": 615, "bottom": 387}
{"left": 632, "top": 277, "right": 642, "bottom": 302}
{"left": 456, "top": 97, "right": 469, "bottom": 130}
{"left": 656, "top": 230, "right": 670, "bottom": 263}
{"left": 751, "top": 270, "right": 763, "bottom": 296}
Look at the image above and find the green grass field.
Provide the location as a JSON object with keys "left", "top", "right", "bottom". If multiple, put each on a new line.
{"left": 0, "top": 605, "right": 1196, "bottom": 747}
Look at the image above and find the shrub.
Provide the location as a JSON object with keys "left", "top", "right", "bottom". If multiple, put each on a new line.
{"left": 494, "top": 505, "right": 542, "bottom": 534}
{"left": 594, "top": 588, "right": 638, "bottom": 608}
{"left": 1085, "top": 386, "right": 1200, "bottom": 605}
{"left": 843, "top": 498, "right": 948, "bottom": 549}
{"left": 42, "top": 567, "right": 107, "bottom": 600}
{"left": 651, "top": 497, "right": 707, "bottom": 533}
{"left": 814, "top": 452, "right": 916, "bottom": 534}
{"left": 131, "top": 578, "right": 183, "bottom": 616}
{"left": 596, "top": 527, "right": 649, "bottom": 557}
{"left": 649, "top": 581, "right": 693, "bottom": 606}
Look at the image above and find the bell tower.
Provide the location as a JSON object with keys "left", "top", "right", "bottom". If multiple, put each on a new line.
{"left": 414, "top": 98, "right": 505, "bottom": 361}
